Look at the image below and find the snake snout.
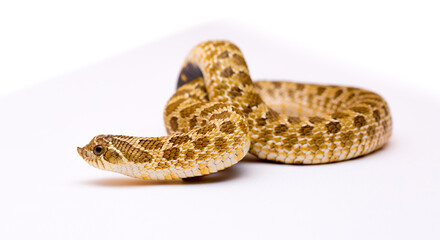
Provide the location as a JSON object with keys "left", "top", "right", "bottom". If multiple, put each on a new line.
{"left": 77, "top": 147, "right": 88, "bottom": 159}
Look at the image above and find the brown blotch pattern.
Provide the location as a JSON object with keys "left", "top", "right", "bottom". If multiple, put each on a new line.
{"left": 220, "top": 67, "right": 234, "bottom": 78}
{"left": 229, "top": 86, "right": 243, "bottom": 98}
{"left": 185, "top": 149, "right": 195, "bottom": 160}
{"left": 218, "top": 51, "right": 229, "bottom": 59}
{"left": 258, "top": 129, "right": 272, "bottom": 140}
{"left": 354, "top": 115, "right": 367, "bottom": 128}
{"left": 131, "top": 150, "right": 153, "bottom": 163}
{"left": 130, "top": 149, "right": 153, "bottom": 163}
{"left": 237, "top": 71, "right": 252, "bottom": 86}
{"left": 274, "top": 124, "right": 288, "bottom": 134}
{"left": 232, "top": 53, "right": 246, "bottom": 66}
{"left": 214, "top": 137, "right": 227, "bottom": 151}
{"left": 163, "top": 147, "right": 180, "bottom": 160}
{"left": 180, "top": 103, "right": 204, "bottom": 118}
{"left": 139, "top": 139, "right": 165, "bottom": 150}
{"left": 283, "top": 134, "right": 298, "bottom": 146}
{"left": 170, "top": 117, "right": 179, "bottom": 132}
{"left": 210, "top": 111, "right": 231, "bottom": 120}
{"left": 196, "top": 124, "right": 216, "bottom": 135}
{"left": 317, "top": 87, "right": 326, "bottom": 95}
{"left": 296, "top": 84, "right": 305, "bottom": 91}
{"left": 373, "top": 110, "right": 381, "bottom": 122}
{"left": 346, "top": 93, "right": 356, "bottom": 102}
{"left": 220, "top": 121, "right": 236, "bottom": 134}
{"left": 247, "top": 92, "right": 263, "bottom": 107}
{"left": 341, "top": 131, "right": 355, "bottom": 142}
{"left": 273, "top": 82, "right": 282, "bottom": 88}
{"left": 326, "top": 121, "right": 342, "bottom": 134}
{"left": 300, "top": 125, "right": 314, "bottom": 136}
{"left": 189, "top": 116, "right": 198, "bottom": 129}
{"left": 257, "top": 118, "right": 266, "bottom": 126}
{"left": 382, "top": 105, "right": 389, "bottom": 115}
{"left": 334, "top": 89, "right": 343, "bottom": 99}
{"left": 243, "top": 93, "right": 263, "bottom": 114}
{"left": 168, "top": 135, "right": 191, "bottom": 145}
{"left": 367, "top": 126, "right": 376, "bottom": 137}
{"left": 193, "top": 137, "right": 210, "bottom": 150}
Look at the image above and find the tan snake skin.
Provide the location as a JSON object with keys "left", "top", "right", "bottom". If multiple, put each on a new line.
{"left": 77, "top": 40, "right": 392, "bottom": 180}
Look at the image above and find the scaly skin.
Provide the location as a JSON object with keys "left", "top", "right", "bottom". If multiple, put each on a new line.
{"left": 77, "top": 40, "right": 392, "bottom": 180}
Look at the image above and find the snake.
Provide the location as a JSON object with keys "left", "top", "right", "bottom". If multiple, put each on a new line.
{"left": 77, "top": 40, "right": 392, "bottom": 180}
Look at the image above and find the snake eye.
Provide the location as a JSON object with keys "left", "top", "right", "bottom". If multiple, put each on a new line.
{"left": 93, "top": 145, "right": 104, "bottom": 155}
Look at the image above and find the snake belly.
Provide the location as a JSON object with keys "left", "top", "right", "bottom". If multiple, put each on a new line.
{"left": 77, "top": 40, "right": 392, "bottom": 180}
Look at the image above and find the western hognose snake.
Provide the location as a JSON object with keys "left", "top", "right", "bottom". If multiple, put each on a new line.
{"left": 77, "top": 40, "right": 392, "bottom": 180}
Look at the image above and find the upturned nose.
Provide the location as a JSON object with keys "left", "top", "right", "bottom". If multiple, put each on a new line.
{"left": 77, "top": 147, "right": 84, "bottom": 157}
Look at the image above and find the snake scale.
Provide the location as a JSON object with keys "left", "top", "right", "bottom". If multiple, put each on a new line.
{"left": 77, "top": 40, "right": 392, "bottom": 180}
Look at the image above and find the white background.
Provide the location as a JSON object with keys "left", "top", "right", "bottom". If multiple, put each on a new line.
{"left": 1, "top": 0, "right": 439, "bottom": 96}
{"left": 0, "top": 1, "right": 439, "bottom": 240}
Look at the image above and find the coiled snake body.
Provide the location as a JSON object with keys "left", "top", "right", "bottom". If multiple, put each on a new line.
{"left": 77, "top": 40, "right": 392, "bottom": 180}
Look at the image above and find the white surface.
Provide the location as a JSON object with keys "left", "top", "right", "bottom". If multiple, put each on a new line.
{"left": 0, "top": 22, "right": 439, "bottom": 240}
{"left": 1, "top": 0, "right": 440, "bottom": 96}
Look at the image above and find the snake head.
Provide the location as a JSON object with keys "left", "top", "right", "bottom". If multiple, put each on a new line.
{"left": 77, "top": 135, "right": 125, "bottom": 171}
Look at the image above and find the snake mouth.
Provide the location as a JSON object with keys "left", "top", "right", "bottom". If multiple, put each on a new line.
{"left": 89, "top": 159, "right": 106, "bottom": 169}
{"left": 77, "top": 147, "right": 106, "bottom": 169}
